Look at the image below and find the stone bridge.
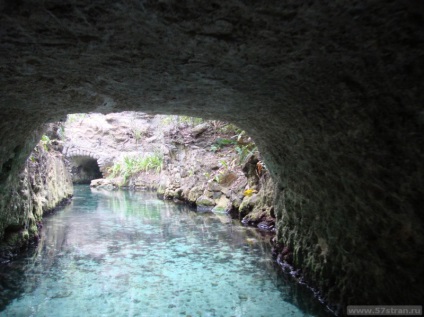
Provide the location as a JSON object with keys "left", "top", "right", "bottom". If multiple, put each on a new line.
{"left": 63, "top": 145, "right": 108, "bottom": 177}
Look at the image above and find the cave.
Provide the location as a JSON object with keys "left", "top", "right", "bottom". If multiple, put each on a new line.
{"left": 0, "top": 0, "right": 423, "bottom": 311}
{"left": 68, "top": 156, "right": 103, "bottom": 184}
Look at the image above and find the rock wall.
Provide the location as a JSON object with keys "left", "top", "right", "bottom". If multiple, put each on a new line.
{"left": 158, "top": 145, "right": 275, "bottom": 233}
{"left": 68, "top": 113, "right": 275, "bottom": 229}
{"left": 0, "top": 127, "right": 73, "bottom": 259}
{"left": 0, "top": 0, "right": 423, "bottom": 312}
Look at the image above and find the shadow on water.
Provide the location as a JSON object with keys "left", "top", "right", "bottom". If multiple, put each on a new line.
{"left": 0, "top": 185, "right": 333, "bottom": 316}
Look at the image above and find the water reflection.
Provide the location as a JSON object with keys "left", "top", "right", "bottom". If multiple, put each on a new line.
{"left": 0, "top": 186, "right": 331, "bottom": 317}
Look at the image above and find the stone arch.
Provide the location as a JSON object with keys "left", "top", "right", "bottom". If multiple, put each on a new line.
{"left": 0, "top": 0, "right": 423, "bottom": 309}
{"left": 64, "top": 148, "right": 105, "bottom": 183}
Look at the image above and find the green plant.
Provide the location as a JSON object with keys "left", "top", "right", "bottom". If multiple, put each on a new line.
{"left": 107, "top": 153, "right": 163, "bottom": 184}
{"left": 40, "top": 135, "right": 51, "bottom": 151}
{"left": 108, "top": 161, "right": 123, "bottom": 178}
{"left": 133, "top": 129, "right": 143, "bottom": 141}
{"left": 210, "top": 138, "right": 237, "bottom": 152}
{"left": 130, "top": 126, "right": 145, "bottom": 148}
{"left": 219, "top": 159, "right": 229, "bottom": 169}
{"left": 130, "top": 117, "right": 147, "bottom": 146}
{"left": 236, "top": 130, "right": 246, "bottom": 142}
{"left": 235, "top": 144, "right": 257, "bottom": 164}
{"left": 143, "top": 153, "right": 163, "bottom": 173}
{"left": 210, "top": 144, "right": 219, "bottom": 153}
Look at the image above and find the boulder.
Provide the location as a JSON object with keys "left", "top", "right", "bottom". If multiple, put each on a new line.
{"left": 190, "top": 123, "right": 210, "bottom": 137}
{"left": 212, "top": 195, "right": 231, "bottom": 214}
{"left": 239, "top": 194, "right": 259, "bottom": 218}
{"left": 188, "top": 186, "right": 203, "bottom": 204}
{"left": 196, "top": 195, "right": 215, "bottom": 207}
{"left": 90, "top": 178, "right": 117, "bottom": 190}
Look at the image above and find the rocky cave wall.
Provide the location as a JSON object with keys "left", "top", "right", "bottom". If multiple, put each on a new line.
{"left": 70, "top": 112, "right": 274, "bottom": 226}
{"left": 0, "top": 125, "right": 73, "bottom": 258}
{"left": 1, "top": 0, "right": 423, "bottom": 310}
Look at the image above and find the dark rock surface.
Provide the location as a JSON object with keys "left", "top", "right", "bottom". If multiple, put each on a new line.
{"left": 1, "top": 0, "right": 423, "bottom": 310}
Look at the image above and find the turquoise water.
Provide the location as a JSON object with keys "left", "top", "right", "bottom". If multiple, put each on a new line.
{"left": 0, "top": 186, "right": 331, "bottom": 317}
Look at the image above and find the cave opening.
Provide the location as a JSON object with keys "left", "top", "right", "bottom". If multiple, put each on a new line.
{"left": 68, "top": 156, "right": 103, "bottom": 184}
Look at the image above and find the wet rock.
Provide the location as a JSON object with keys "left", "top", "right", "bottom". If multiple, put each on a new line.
{"left": 256, "top": 221, "right": 275, "bottom": 231}
{"left": 212, "top": 195, "right": 231, "bottom": 213}
{"left": 239, "top": 194, "right": 259, "bottom": 218}
{"left": 174, "top": 188, "right": 183, "bottom": 200}
{"left": 220, "top": 187, "right": 230, "bottom": 197}
{"left": 204, "top": 190, "right": 214, "bottom": 198}
{"left": 196, "top": 195, "right": 215, "bottom": 207}
{"left": 231, "top": 196, "right": 243, "bottom": 210}
{"left": 187, "top": 186, "right": 203, "bottom": 204}
{"left": 164, "top": 188, "right": 175, "bottom": 199}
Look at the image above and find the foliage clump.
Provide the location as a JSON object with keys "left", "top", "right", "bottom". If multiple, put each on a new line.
{"left": 40, "top": 135, "right": 51, "bottom": 151}
{"left": 108, "top": 153, "right": 163, "bottom": 184}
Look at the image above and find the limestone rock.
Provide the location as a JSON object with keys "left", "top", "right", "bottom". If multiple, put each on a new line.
{"left": 0, "top": 130, "right": 73, "bottom": 259}
{"left": 90, "top": 178, "right": 117, "bottom": 190}
{"left": 212, "top": 195, "right": 231, "bottom": 214}
{"left": 239, "top": 194, "right": 259, "bottom": 218}
{"left": 191, "top": 123, "right": 210, "bottom": 137}
{"left": 207, "top": 181, "right": 222, "bottom": 192}
{"left": 188, "top": 186, "right": 203, "bottom": 204}
{"left": 196, "top": 195, "right": 215, "bottom": 207}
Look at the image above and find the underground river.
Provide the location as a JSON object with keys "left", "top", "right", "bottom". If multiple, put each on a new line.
{"left": 0, "top": 186, "right": 332, "bottom": 317}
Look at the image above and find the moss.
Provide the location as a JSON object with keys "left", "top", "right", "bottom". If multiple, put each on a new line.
{"left": 29, "top": 224, "right": 38, "bottom": 235}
